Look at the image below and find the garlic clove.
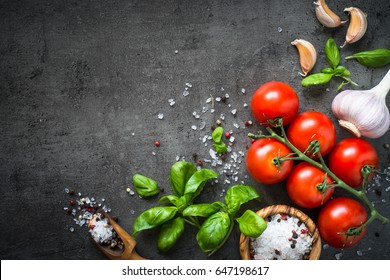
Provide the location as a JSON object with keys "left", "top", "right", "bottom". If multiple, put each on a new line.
{"left": 291, "top": 39, "right": 317, "bottom": 77}
{"left": 341, "top": 7, "right": 368, "bottom": 48}
{"left": 314, "top": 0, "right": 347, "bottom": 28}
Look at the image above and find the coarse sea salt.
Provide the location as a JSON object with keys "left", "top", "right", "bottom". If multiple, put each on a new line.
{"left": 250, "top": 214, "right": 313, "bottom": 260}
{"left": 89, "top": 214, "right": 114, "bottom": 244}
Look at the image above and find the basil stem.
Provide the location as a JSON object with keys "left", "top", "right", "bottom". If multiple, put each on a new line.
{"left": 345, "top": 49, "right": 390, "bottom": 68}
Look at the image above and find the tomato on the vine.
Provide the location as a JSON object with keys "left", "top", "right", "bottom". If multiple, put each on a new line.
{"left": 287, "top": 111, "right": 336, "bottom": 157}
{"left": 251, "top": 81, "right": 299, "bottom": 126}
{"left": 317, "top": 197, "right": 367, "bottom": 248}
{"left": 328, "top": 138, "right": 378, "bottom": 188}
{"left": 286, "top": 162, "right": 334, "bottom": 208}
{"left": 246, "top": 138, "right": 293, "bottom": 184}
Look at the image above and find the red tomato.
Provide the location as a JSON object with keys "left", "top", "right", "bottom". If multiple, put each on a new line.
{"left": 246, "top": 138, "right": 293, "bottom": 184}
{"left": 317, "top": 197, "right": 367, "bottom": 248}
{"left": 251, "top": 81, "right": 299, "bottom": 126}
{"left": 328, "top": 138, "right": 378, "bottom": 188}
{"left": 286, "top": 162, "right": 334, "bottom": 208}
{"left": 287, "top": 111, "right": 336, "bottom": 157}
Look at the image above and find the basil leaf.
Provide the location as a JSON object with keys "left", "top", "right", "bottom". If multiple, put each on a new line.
{"left": 132, "top": 174, "right": 159, "bottom": 197}
{"left": 157, "top": 217, "right": 185, "bottom": 252}
{"left": 184, "top": 169, "right": 218, "bottom": 200}
{"left": 321, "top": 67, "right": 334, "bottom": 74}
{"left": 196, "top": 212, "right": 231, "bottom": 253}
{"left": 301, "top": 73, "right": 333, "bottom": 87}
{"left": 345, "top": 49, "right": 390, "bottom": 68}
{"left": 236, "top": 210, "right": 267, "bottom": 238}
{"left": 182, "top": 203, "right": 222, "bottom": 217}
{"left": 132, "top": 206, "right": 177, "bottom": 236}
{"left": 159, "top": 195, "right": 179, "bottom": 205}
{"left": 170, "top": 161, "right": 197, "bottom": 197}
{"left": 212, "top": 127, "right": 227, "bottom": 154}
{"left": 325, "top": 38, "right": 340, "bottom": 68}
{"left": 225, "top": 185, "right": 260, "bottom": 215}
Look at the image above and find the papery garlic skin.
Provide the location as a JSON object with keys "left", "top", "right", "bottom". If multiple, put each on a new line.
{"left": 314, "top": 0, "right": 346, "bottom": 28}
{"left": 332, "top": 70, "right": 390, "bottom": 139}
{"left": 342, "top": 7, "right": 367, "bottom": 48}
{"left": 291, "top": 39, "right": 317, "bottom": 77}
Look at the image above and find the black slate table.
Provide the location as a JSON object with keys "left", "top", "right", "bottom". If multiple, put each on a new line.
{"left": 1, "top": 0, "right": 389, "bottom": 260}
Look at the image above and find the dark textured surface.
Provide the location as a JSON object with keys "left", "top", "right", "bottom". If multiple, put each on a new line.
{"left": 0, "top": 0, "right": 389, "bottom": 260}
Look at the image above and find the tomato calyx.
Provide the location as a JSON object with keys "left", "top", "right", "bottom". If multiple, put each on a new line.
{"left": 361, "top": 165, "right": 378, "bottom": 191}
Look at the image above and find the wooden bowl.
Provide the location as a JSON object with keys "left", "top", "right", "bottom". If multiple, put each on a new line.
{"left": 239, "top": 205, "right": 321, "bottom": 260}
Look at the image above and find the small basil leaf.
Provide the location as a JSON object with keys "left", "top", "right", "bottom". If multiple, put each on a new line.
{"left": 211, "top": 126, "right": 224, "bottom": 143}
{"left": 225, "top": 185, "right": 260, "bottom": 215}
{"left": 334, "top": 66, "right": 346, "bottom": 76}
{"left": 345, "top": 49, "right": 390, "bottom": 68}
{"left": 132, "top": 174, "right": 159, "bottom": 197}
{"left": 321, "top": 67, "right": 334, "bottom": 74}
{"left": 325, "top": 38, "right": 340, "bottom": 68}
{"left": 132, "top": 206, "right": 177, "bottom": 236}
{"left": 196, "top": 212, "right": 231, "bottom": 253}
{"left": 212, "top": 127, "right": 227, "bottom": 154}
{"left": 157, "top": 217, "right": 185, "bottom": 252}
{"left": 184, "top": 169, "right": 218, "bottom": 200}
{"left": 236, "top": 210, "right": 267, "bottom": 238}
{"left": 182, "top": 203, "right": 222, "bottom": 217}
{"left": 159, "top": 195, "right": 179, "bottom": 206}
{"left": 301, "top": 73, "right": 333, "bottom": 87}
{"left": 170, "top": 161, "right": 197, "bottom": 197}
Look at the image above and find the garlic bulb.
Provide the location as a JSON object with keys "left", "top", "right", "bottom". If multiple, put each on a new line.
{"left": 332, "top": 69, "right": 390, "bottom": 138}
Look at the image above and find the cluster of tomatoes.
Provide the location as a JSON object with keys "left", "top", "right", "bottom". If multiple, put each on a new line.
{"left": 246, "top": 81, "right": 379, "bottom": 248}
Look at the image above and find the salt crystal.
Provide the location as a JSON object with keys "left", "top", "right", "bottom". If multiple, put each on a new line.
{"left": 277, "top": 27, "right": 283, "bottom": 32}
{"left": 191, "top": 125, "right": 197, "bottom": 130}
{"left": 231, "top": 109, "right": 237, "bottom": 116}
{"left": 129, "top": 190, "right": 135, "bottom": 196}
{"left": 225, "top": 93, "right": 230, "bottom": 98}
{"left": 152, "top": 152, "right": 156, "bottom": 156}
{"left": 183, "top": 90, "right": 190, "bottom": 97}
{"left": 175, "top": 50, "right": 179, "bottom": 54}
{"left": 210, "top": 109, "right": 215, "bottom": 113}
{"left": 130, "top": 210, "right": 135, "bottom": 215}
{"left": 157, "top": 113, "right": 164, "bottom": 120}
{"left": 64, "top": 188, "right": 70, "bottom": 194}
{"left": 241, "top": 88, "right": 246, "bottom": 94}
{"left": 220, "top": 113, "right": 225, "bottom": 120}
{"left": 185, "top": 83, "right": 193, "bottom": 88}
{"left": 206, "top": 97, "right": 212, "bottom": 103}
{"left": 221, "top": 87, "right": 225, "bottom": 91}
{"left": 357, "top": 250, "right": 363, "bottom": 256}
{"left": 168, "top": 98, "right": 175, "bottom": 106}
{"left": 233, "top": 123, "right": 240, "bottom": 128}
{"left": 335, "top": 252, "right": 343, "bottom": 260}
{"left": 229, "top": 136, "right": 235, "bottom": 143}
{"left": 131, "top": 132, "right": 135, "bottom": 136}
{"left": 202, "top": 106, "right": 208, "bottom": 113}
{"left": 209, "top": 149, "right": 217, "bottom": 160}
{"left": 176, "top": 155, "right": 180, "bottom": 161}
{"left": 216, "top": 97, "right": 221, "bottom": 102}
{"left": 199, "top": 121, "right": 206, "bottom": 130}
{"left": 69, "top": 227, "right": 75, "bottom": 232}
{"left": 243, "top": 103, "right": 248, "bottom": 108}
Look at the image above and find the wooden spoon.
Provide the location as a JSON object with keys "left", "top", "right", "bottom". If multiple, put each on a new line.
{"left": 91, "top": 210, "right": 145, "bottom": 260}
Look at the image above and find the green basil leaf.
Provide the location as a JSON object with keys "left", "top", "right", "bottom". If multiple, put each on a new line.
{"left": 301, "top": 73, "right": 333, "bottom": 87}
{"left": 345, "top": 49, "right": 390, "bottom": 68}
{"left": 236, "top": 210, "right": 267, "bottom": 238}
{"left": 321, "top": 67, "right": 334, "bottom": 74}
{"left": 211, "top": 126, "right": 224, "bottom": 143}
{"left": 225, "top": 185, "right": 260, "bottom": 215}
{"left": 170, "top": 161, "right": 197, "bottom": 197}
{"left": 132, "top": 174, "right": 159, "bottom": 197}
{"left": 184, "top": 169, "right": 218, "bottom": 200}
{"left": 182, "top": 203, "right": 222, "bottom": 217}
{"left": 325, "top": 38, "right": 340, "bottom": 68}
{"left": 157, "top": 217, "right": 185, "bottom": 252}
{"left": 196, "top": 212, "right": 231, "bottom": 253}
{"left": 132, "top": 206, "right": 177, "bottom": 236}
{"left": 159, "top": 195, "right": 179, "bottom": 205}
{"left": 212, "top": 127, "right": 227, "bottom": 154}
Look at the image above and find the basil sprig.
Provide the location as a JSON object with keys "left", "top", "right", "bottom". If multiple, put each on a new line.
{"left": 132, "top": 161, "right": 264, "bottom": 255}
{"left": 345, "top": 49, "right": 390, "bottom": 68}
{"left": 302, "top": 38, "right": 358, "bottom": 90}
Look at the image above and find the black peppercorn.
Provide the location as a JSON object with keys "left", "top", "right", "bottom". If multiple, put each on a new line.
{"left": 291, "top": 243, "right": 296, "bottom": 249}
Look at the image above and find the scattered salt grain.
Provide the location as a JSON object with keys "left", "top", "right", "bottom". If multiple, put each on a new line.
{"left": 185, "top": 83, "right": 192, "bottom": 88}
{"left": 206, "top": 97, "right": 212, "bottom": 103}
{"left": 168, "top": 98, "right": 175, "bottom": 106}
{"left": 69, "top": 227, "right": 75, "bottom": 233}
{"left": 231, "top": 109, "right": 237, "bottom": 116}
{"left": 191, "top": 125, "right": 197, "bottom": 130}
{"left": 216, "top": 97, "right": 221, "bottom": 102}
{"left": 278, "top": 27, "right": 283, "bottom": 33}
{"left": 241, "top": 88, "right": 246, "bottom": 94}
{"left": 243, "top": 103, "right": 248, "bottom": 108}
{"left": 183, "top": 90, "right": 190, "bottom": 97}
{"left": 157, "top": 113, "right": 164, "bottom": 120}
{"left": 199, "top": 121, "right": 206, "bottom": 130}
{"left": 175, "top": 50, "right": 179, "bottom": 54}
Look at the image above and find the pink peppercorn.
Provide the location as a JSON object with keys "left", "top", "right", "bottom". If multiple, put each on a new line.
{"left": 154, "top": 141, "right": 161, "bottom": 147}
